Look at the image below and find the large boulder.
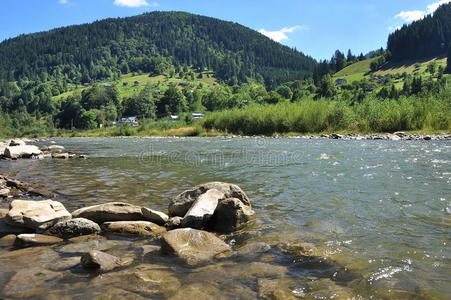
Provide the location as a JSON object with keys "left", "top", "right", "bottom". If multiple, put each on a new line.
{"left": 101, "top": 221, "right": 166, "bottom": 237}
{"left": 181, "top": 189, "right": 224, "bottom": 229}
{"left": 81, "top": 250, "right": 128, "bottom": 272}
{"left": 169, "top": 182, "right": 251, "bottom": 217}
{"left": 5, "top": 199, "right": 71, "bottom": 230}
{"left": 141, "top": 207, "right": 169, "bottom": 226}
{"left": 47, "top": 218, "right": 101, "bottom": 238}
{"left": 15, "top": 233, "right": 63, "bottom": 247}
{"left": 4, "top": 145, "right": 42, "bottom": 159}
{"left": 160, "top": 228, "right": 231, "bottom": 265}
{"left": 71, "top": 202, "right": 145, "bottom": 224}
{"left": 211, "top": 198, "right": 255, "bottom": 233}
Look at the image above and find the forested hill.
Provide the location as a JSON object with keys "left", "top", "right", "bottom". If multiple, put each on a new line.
{"left": 0, "top": 11, "right": 316, "bottom": 87}
{"left": 388, "top": 3, "right": 451, "bottom": 61}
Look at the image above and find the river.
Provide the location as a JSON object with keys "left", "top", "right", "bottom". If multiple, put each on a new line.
{"left": 0, "top": 137, "right": 450, "bottom": 299}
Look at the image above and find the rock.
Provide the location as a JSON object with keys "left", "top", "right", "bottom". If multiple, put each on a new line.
{"left": 236, "top": 242, "right": 271, "bottom": 257}
{"left": 160, "top": 228, "right": 231, "bottom": 265}
{"left": 0, "top": 188, "right": 10, "bottom": 197}
{"left": 15, "top": 233, "right": 63, "bottom": 247}
{"left": 8, "top": 139, "right": 26, "bottom": 146}
{"left": 4, "top": 145, "right": 42, "bottom": 159}
{"left": 40, "top": 145, "right": 65, "bottom": 152}
{"left": 423, "top": 135, "right": 432, "bottom": 140}
{"left": 330, "top": 133, "right": 343, "bottom": 139}
{"left": 166, "top": 216, "right": 183, "bottom": 229}
{"left": 58, "top": 239, "right": 117, "bottom": 254}
{"left": 3, "top": 267, "right": 63, "bottom": 298}
{"left": 79, "top": 154, "right": 88, "bottom": 159}
{"left": 71, "top": 202, "right": 145, "bottom": 223}
{"left": 141, "top": 207, "right": 169, "bottom": 226}
{"left": 258, "top": 278, "right": 299, "bottom": 300}
{"left": 211, "top": 197, "right": 255, "bottom": 233}
{"left": 81, "top": 250, "right": 125, "bottom": 272}
{"left": 52, "top": 152, "right": 70, "bottom": 159}
{"left": 44, "top": 256, "right": 81, "bottom": 271}
{"left": 169, "top": 182, "right": 251, "bottom": 217}
{"left": 6, "top": 199, "right": 71, "bottom": 230}
{"left": 0, "top": 220, "right": 32, "bottom": 237}
{"left": 0, "top": 234, "right": 17, "bottom": 247}
{"left": 68, "top": 234, "right": 106, "bottom": 243}
{"left": 102, "top": 221, "right": 166, "bottom": 237}
{"left": 47, "top": 218, "right": 101, "bottom": 238}
{"left": 181, "top": 189, "right": 224, "bottom": 229}
{"left": 0, "top": 208, "right": 8, "bottom": 218}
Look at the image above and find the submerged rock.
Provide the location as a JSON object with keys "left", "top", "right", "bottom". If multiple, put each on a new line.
{"left": 0, "top": 234, "right": 17, "bottom": 247}
{"left": 211, "top": 197, "right": 255, "bottom": 233}
{"left": 4, "top": 145, "right": 42, "bottom": 159}
{"left": 58, "top": 239, "right": 117, "bottom": 254}
{"left": 6, "top": 199, "right": 71, "bottom": 230}
{"left": 3, "top": 267, "right": 63, "bottom": 298}
{"left": 48, "top": 218, "right": 101, "bottom": 238}
{"left": 160, "top": 228, "right": 231, "bottom": 265}
{"left": 169, "top": 182, "right": 251, "bottom": 217}
{"left": 71, "top": 202, "right": 145, "bottom": 223}
{"left": 141, "top": 207, "right": 169, "bottom": 226}
{"left": 181, "top": 189, "right": 224, "bottom": 229}
{"left": 40, "top": 145, "right": 65, "bottom": 152}
{"left": 15, "top": 233, "right": 63, "bottom": 247}
{"left": 102, "top": 221, "right": 166, "bottom": 237}
{"left": 81, "top": 250, "right": 126, "bottom": 272}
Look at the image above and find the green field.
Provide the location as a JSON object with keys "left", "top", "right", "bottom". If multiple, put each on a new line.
{"left": 333, "top": 56, "right": 447, "bottom": 84}
{"left": 52, "top": 70, "right": 218, "bottom": 101}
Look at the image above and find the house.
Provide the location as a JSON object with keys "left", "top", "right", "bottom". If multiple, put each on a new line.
{"left": 100, "top": 83, "right": 112, "bottom": 87}
{"left": 83, "top": 83, "right": 91, "bottom": 87}
{"left": 335, "top": 78, "right": 347, "bottom": 85}
{"left": 113, "top": 116, "right": 139, "bottom": 127}
{"left": 191, "top": 113, "right": 205, "bottom": 119}
{"left": 170, "top": 115, "right": 180, "bottom": 121}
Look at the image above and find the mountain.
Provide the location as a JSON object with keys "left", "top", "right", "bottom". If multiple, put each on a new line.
{"left": 388, "top": 3, "right": 451, "bottom": 61}
{"left": 0, "top": 11, "right": 316, "bottom": 87}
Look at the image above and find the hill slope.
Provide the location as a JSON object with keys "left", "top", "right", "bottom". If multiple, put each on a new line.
{"left": 388, "top": 3, "right": 451, "bottom": 61}
{"left": 0, "top": 11, "right": 316, "bottom": 87}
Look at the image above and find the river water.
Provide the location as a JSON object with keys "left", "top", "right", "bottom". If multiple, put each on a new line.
{"left": 0, "top": 137, "right": 450, "bottom": 299}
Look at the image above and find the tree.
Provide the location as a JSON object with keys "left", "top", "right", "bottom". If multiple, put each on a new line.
{"left": 122, "top": 84, "right": 156, "bottom": 119}
{"left": 318, "top": 74, "right": 336, "bottom": 98}
{"left": 157, "top": 86, "right": 188, "bottom": 117}
{"left": 446, "top": 44, "right": 451, "bottom": 73}
{"left": 77, "top": 110, "right": 97, "bottom": 129}
{"left": 275, "top": 86, "right": 293, "bottom": 100}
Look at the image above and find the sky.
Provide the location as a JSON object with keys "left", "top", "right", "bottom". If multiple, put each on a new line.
{"left": 0, "top": 0, "right": 449, "bottom": 60}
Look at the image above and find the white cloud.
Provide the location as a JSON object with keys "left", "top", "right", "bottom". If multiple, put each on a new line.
{"left": 395, "top": 0, "right": 451, "bottom": 22}
{"left": 258, "top": 26, "right": 305, "bottom": 43}
{"left": 388, "top": 26, "right": 401, "bottom": 32}
{"left": 59, "top": 0, "right": 69, "bottom": 4}
{"left": 113, "top": 0, "right": 159, "bottom": 8}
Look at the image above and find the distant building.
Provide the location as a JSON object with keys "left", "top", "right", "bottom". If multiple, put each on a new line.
{"left": 100, "top": 83, "right": 112, "bottom": 87}
{"left": 335, "top": 78, "right": 347, "bottom": 85}
{"left": 83, "top": 83, "right": 91, "bottom": 87}
{"left": 113, "top": 116, "right": 139, "bottom": 127}
{"left": 170, "top": 115, "right": 180, "bottom": 121}
{"left": 191, "top": 113, "right": 205, "bottom": 119}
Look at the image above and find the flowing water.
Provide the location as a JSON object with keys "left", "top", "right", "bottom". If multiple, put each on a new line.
{"left": 0, "top": 137, "right": 450, "bottom": 299}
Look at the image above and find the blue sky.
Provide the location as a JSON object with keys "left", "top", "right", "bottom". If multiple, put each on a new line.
{"left": 0, "top": 0, "right": 448, "bottom": 60}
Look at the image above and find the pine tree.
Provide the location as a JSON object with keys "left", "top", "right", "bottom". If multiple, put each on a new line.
{"left": 446, "top": 43, "right": 451, "bottom": 73}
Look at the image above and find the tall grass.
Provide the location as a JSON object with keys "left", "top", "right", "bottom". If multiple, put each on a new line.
{"left": 202, "top": 96, "right": 450, "bottom": 135}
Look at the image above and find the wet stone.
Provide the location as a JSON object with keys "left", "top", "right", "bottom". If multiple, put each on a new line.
{"left": 15, "top": 233, "right": 63, "bottom": 247}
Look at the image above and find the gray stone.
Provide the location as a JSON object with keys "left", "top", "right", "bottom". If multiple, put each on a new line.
{"left": 6, "top": 199, "right": 71, "bottom": 230}
{"left": 166, "top": 216, "right": 183, "bottom": 229}
{"left": 59, "top": 239, "right": 117, "bottom": 254}
{"left": 181, "top": 189, "right": 224, "bottom": 229}
{"left": 81, "top": 250, "right": 125, "bottom": 272}
{"left": 102, "top": 221, "right": 166, "bottom": 237}
{"left": 169, "top": 182, "right": 251, "bottom": 217}
{"left": 9, "top": 139, "right": 26, "bottom": 146}
{"left": 40, "top": 145, "right": 65, "bottom": 152}
{"left": 71, "top": 202, "right": 145, "bottom": 223}
{"left": 141, "top": 207, "right": 169, "bottom": 226}
{"left": 47, "top": 218, "right": 101, "bottom": 238}
{"left": 15, "top": 233, "right": 63, "bottom": 247}
{"left": 212, "top": 198, "right": 255, "bottom": 233}
{"left": 160, "top": 228, "right": 231, "bottom": 265}
{"left": 0, "top": 188, "right": 10, "bottom": 197}
{"left": 4, "top": 145, "right": 42, "bottom": 159}
{"left": 0, "top": 234, "right": 17, "bottom": 247}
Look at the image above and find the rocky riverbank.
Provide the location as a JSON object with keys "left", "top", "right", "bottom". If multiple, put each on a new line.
{"left": 0, "top": 138, "right": 87, "bottom": 160}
